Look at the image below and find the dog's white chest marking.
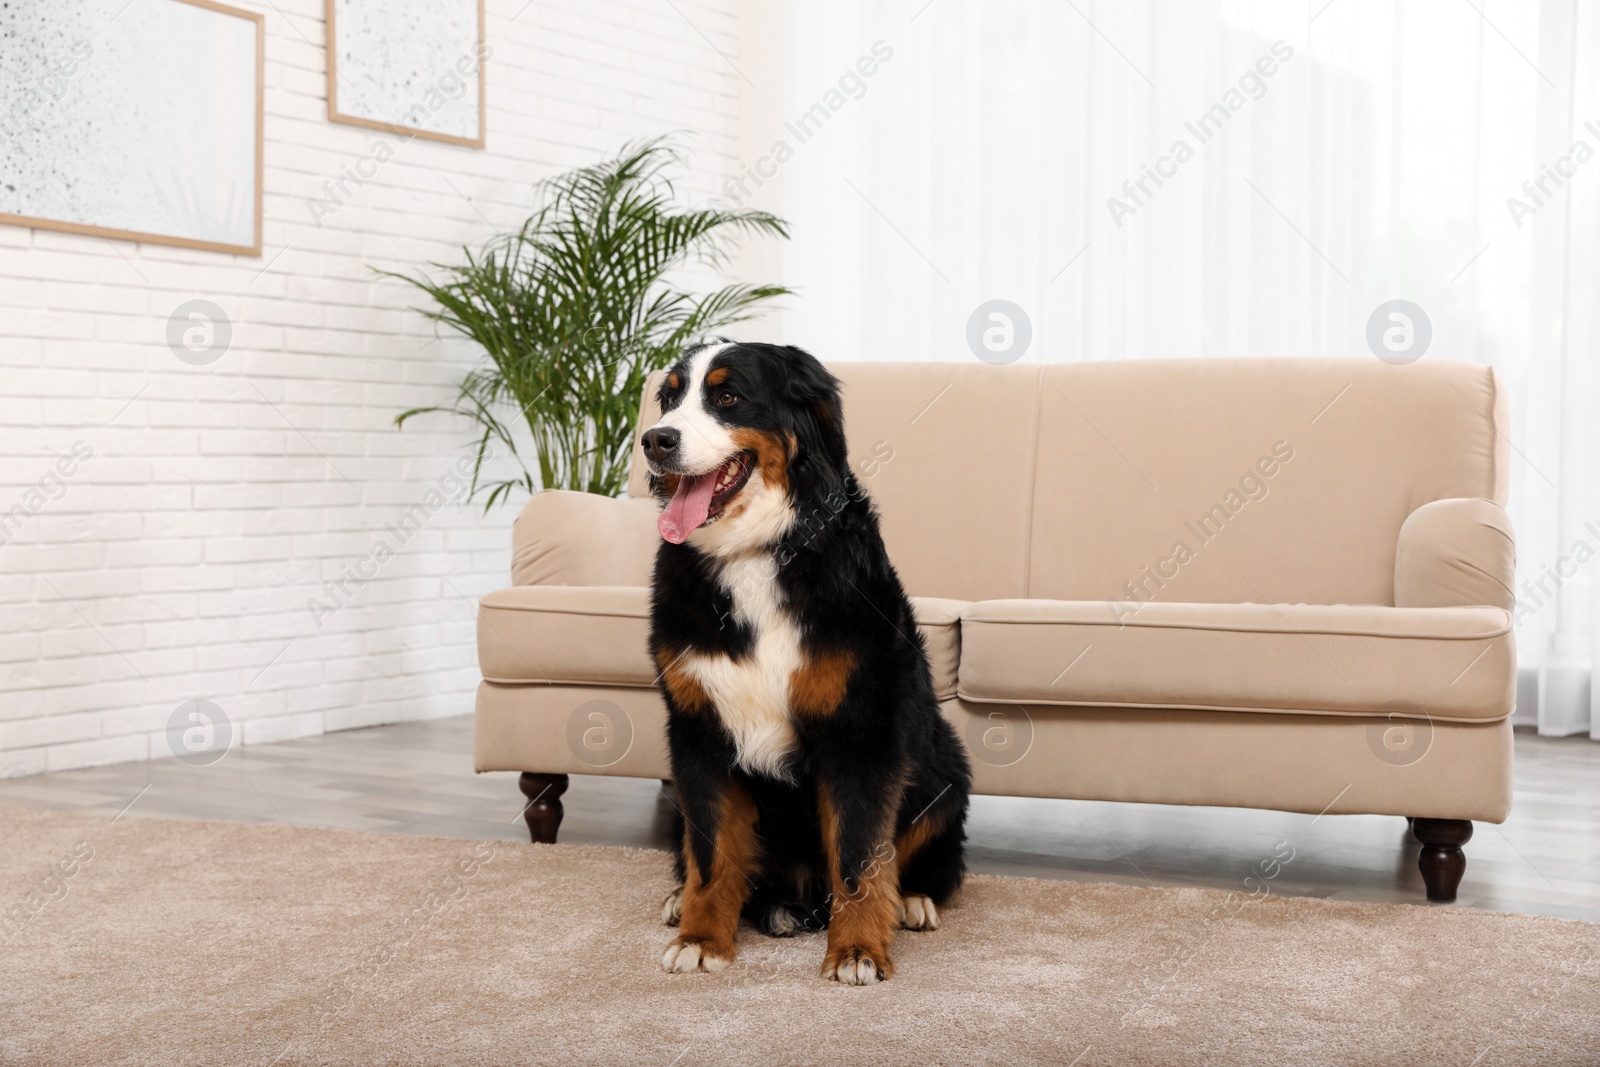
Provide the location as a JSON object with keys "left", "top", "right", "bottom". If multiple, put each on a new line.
{"left": 683, "top": 553, "right": 802, "bottom": 779}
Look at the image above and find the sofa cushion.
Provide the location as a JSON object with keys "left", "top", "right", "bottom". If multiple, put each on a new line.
{"left": 958, "top": 599, "right": 1514, "bottom": 723}
{"left": 1025, "top": 359, "right": 1508, "bottom": 607}
{"left": 478, "top": 585, "right": 965, "bottom": 701}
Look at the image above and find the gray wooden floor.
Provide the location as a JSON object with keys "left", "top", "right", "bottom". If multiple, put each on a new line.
{"left": 1, "top": 717, "right": 1595, "bottom": 922}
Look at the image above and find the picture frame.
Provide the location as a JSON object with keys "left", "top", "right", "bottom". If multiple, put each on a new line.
{"left": 325, "top": 0, "right": 487, "bottom": 150}
{"left": 0, "top": 0, "right": 265, "bottom": 257}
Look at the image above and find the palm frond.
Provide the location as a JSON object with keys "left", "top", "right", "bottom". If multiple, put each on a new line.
{"left": 385, "top": 136, "right": 790, "bottom": 505}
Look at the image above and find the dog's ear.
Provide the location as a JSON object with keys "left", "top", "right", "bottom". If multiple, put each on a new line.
{"left": 782, "top": 346, "right": 847, "bottom": 474}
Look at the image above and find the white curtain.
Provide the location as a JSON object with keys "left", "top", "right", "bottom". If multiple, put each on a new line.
{"left": 779, "top": 0, "right": 1600, "bottom": 736}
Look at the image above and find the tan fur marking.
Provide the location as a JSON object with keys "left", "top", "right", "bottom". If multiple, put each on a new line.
{"left": 668, "top": 371, "right": 681, "bottom": 390}
{"left": 706, "top": 367, "right": 729, "bottom": 386}
{"left": 656, "top": 648, "right": 709, "bottom": 712}
{"left": 730, "top": 427, "right": 790, "bottom": 497}
{"left": 894, "top": 812, "right": 943, "bottom": 871}
{"left": 671, "top": 782, "right": 760, "bottom": 964}
{"left": 789, "top": 648, "right": 856, "bottom": 718}
{"left": 818, "top": 784, "right": 901, "bottom": 982}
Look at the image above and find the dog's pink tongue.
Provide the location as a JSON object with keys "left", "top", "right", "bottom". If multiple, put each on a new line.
{"left": 659, "top": 473, "right": 717, "bottom": 544}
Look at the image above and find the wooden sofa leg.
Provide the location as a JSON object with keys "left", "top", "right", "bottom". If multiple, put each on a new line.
{"left": 520, "top": 772, "right": 569, "bottom": 844}
{"left": 1413, "top": 818, "right": 1472, "bottom": 903}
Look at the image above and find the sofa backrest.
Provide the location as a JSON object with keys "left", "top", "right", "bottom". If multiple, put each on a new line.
{"left": 628, "top": 357, "right": 1508, "bottom": 606}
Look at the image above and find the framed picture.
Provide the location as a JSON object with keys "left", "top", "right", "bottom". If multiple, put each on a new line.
{"left": 325, "top": 0, "right": 487, "bottom": 149}
{"left": 0, "top": 0, "right": 264, "bottom": 256}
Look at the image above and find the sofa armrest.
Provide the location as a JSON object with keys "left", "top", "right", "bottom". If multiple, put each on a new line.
{"left": 510, "top": 490, "right": 659, "bottom": 586}
{"left": 1394, "top": 498, "right": 1515, "bottom": 610}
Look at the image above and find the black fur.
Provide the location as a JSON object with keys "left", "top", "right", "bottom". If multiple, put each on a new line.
{"left": 647, "top": 342, "right": 971, "bottom": 953}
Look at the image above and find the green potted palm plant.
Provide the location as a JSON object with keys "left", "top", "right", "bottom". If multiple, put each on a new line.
{"left": 389, "top": 136, "right": 789, "bottom": 508}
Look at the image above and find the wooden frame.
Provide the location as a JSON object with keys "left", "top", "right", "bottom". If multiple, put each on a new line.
{"left": 325, "top": 0, "right": 487, "bottom": 150}
{"left": 0, "top": 0, "right": 265, "bottom": 257}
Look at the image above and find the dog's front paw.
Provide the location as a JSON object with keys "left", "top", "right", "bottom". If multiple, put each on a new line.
{"left": 662, "top": 936, "right": 732, "bottom": 974}
{"left": 661, "top": 887, "right": 683, "bottom": 926}
{"left": 821, "top": 944, "right": 893, "bottom": 985}
{"left": 899, "top": 894, "right": 940, "bottom": 931}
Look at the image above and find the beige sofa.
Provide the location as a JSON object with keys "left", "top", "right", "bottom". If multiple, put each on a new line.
{"left": 475, "top": 357, "right": 1516, "bottom": 903}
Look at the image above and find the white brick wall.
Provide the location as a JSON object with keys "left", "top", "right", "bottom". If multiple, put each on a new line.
{"left": 0, "top": 0, "right": 744, "bottom": 777}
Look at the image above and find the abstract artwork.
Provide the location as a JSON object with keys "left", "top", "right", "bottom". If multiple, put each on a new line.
{"left": 326, "top": 0, "right": 486, "bottom": 149}
{"left": 0, "top": 0, "right": 263, "bottom": 255}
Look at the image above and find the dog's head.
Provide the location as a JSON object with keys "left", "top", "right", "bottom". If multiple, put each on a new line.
{"left": 641, "top": 341, "right": 847, "bottom": 555}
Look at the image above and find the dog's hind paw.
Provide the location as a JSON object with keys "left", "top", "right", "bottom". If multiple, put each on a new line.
{"left": 662, "top": 937, "right": 732, "bottom": 974}
{"left": 756, "top": 900, "right": 828, "bottom": 937}
{"left": 755, "top": 903, "right": 802, "bottom": 937}
{"left": 899, "top": 894, "right": 940, "bottom": 931}
{"left": 661, "top": 887, "right": 683, "bottom": 926}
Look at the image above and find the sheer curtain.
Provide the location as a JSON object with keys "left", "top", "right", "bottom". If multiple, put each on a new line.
{"left": 779, "top": 0, "right": 1599, "bottom": 736}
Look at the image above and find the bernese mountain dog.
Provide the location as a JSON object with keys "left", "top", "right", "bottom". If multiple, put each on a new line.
{"left": 642, "top": 340, "right": 971, "bottom": 985}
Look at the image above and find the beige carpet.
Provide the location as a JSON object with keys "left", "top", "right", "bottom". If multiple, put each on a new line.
{"left": 1, "top": 810, "right": 1596, "bottom": 1067}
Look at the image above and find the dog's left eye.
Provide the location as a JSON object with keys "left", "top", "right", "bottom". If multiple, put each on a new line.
{"left": 714, "top": 390, "right": 739, "bottom": 407}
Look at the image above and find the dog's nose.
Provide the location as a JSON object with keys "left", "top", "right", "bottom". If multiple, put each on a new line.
{"left": 642, "top": 426, "right": 680, "bottom": 463}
